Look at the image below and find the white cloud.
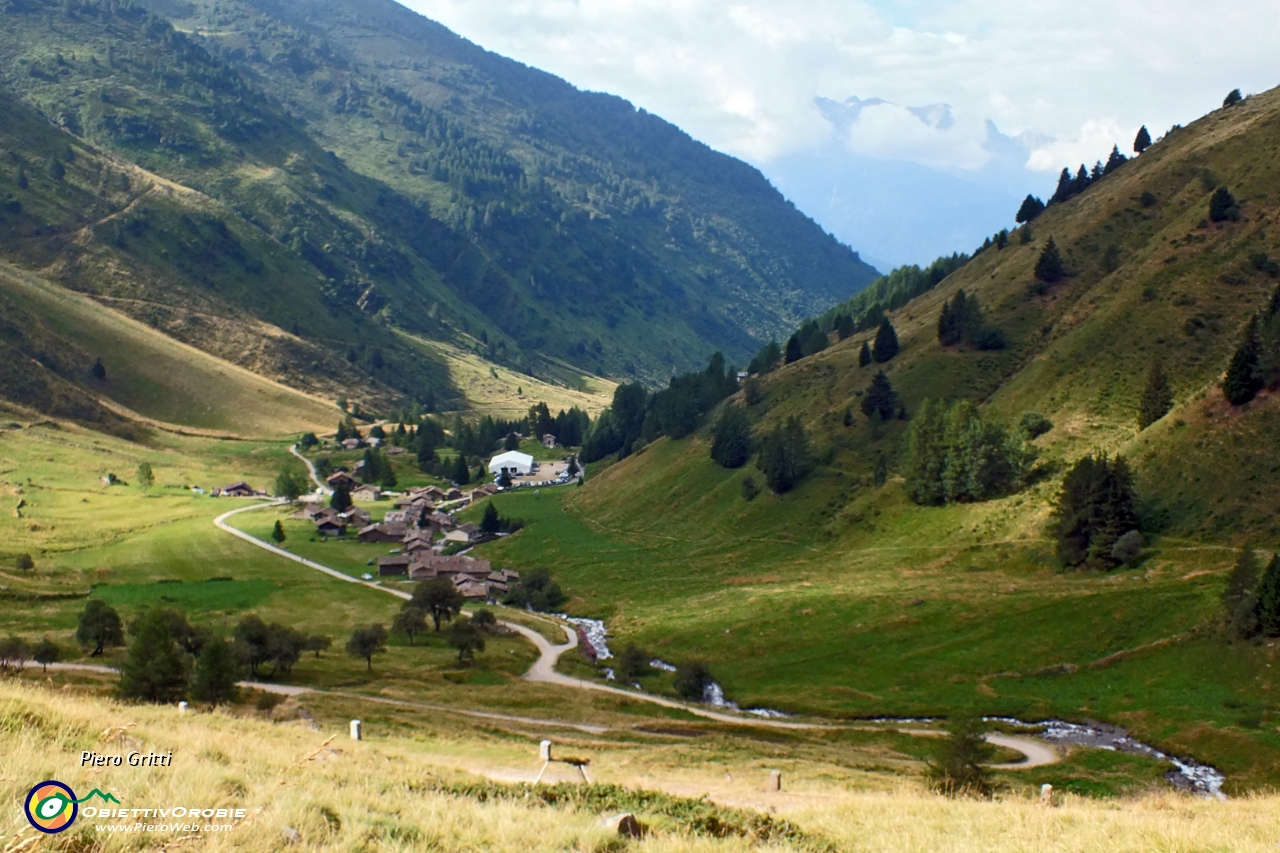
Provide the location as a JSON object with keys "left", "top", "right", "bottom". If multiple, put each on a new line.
{"left": 397, "top": 0, "right": 1279, "bottom": 172}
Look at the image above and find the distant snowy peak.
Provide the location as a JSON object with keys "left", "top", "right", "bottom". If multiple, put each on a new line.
{"left": 816, "top": 95, "right": 953, "bottom": 131}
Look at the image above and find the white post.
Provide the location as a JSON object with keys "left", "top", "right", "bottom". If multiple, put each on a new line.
{"left": 178, "top": 701, "right": 188, "bottom": 715}
{"left": 768, "top": 770, "right": 781, "bottom": 792}
{"left": 1040, "top": 783, "right": 1053, "bottom": 805}
{"left": 539, "top": 740, "right": 552, "bottom": 761}
{"left": 350, "top": 719, "right": 362, "bottom": 741}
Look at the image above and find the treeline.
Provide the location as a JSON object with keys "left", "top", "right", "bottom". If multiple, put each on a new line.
{"left": 903, "top": 400, "right": 1037, "bottom": 505}
{"left": 72, "top": 598, "right": 330, "bottom": 705}
{"left": 1015, "top": 142, "right": 1132, "bottom": 225}
{"left": 581, "top": 353, "right": 739, "bottom": 463}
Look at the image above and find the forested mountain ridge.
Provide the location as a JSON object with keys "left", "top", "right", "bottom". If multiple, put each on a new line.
{"left": 0, "top": 0, "right": 877, "bottom": 420}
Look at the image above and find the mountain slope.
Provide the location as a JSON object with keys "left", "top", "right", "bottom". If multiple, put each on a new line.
{"left": 474, "top": 86, "right": 1280, "bottom": 788}
{"left": 0, "top": 0, "right": 877, "bottom": 413}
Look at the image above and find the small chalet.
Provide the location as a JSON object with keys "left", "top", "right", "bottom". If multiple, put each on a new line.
{"left": 290, "top": 502, "right": 325, "bottom": 521}
{"left": 408, "top": 561, "right": 437, "bottom": 580}
{"left": 443, "top": 487, "right": 464, "bottom": 501}
{"left": 440, "top": 529, "right": 470, "bottom": 547}
{"left": 217, "top": 481, "right": 256, "bottom": 497}
{"left": 421, "top": 486, "right": 446, "bottom": 501}
{"left": 414, "top": 554, "right": 491, "bottom": 577}
{"left": 316, "top": 519, "right": 346, "bottom": 537}
{"left": 541, "top": 434, "right": 557, "bottom": 449}
{"left": 341, "top": 438, "right": 362, "bottom": 451}
{"left": 455, "top": 580, "right": 489, "bottom": 600}
{"left": 352, "top": 484, "right": 382, "bottom": 502}
{"left": 326, "top": 471, "right": 359, "bottom": 490}
{"left": 377, "top": 555, "right": 411, "bottom": 577}
{"left": 357, "top": 522, "right": 408, "bottom": 543}
{"left": 342, "top": 506, "right": 372, "bottom": 528}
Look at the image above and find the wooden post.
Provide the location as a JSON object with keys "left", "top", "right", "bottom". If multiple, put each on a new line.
{"left": 350, "top": 719, "right": 362, "bottom": 741}
{"left": 768, "top": 770, "right": 781, "bottom": 792}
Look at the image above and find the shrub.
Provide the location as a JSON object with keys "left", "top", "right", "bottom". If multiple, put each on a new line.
{"left": 1019, "top": 413, "right": 1053, "bottom": 440}
{"left": 926, "top": 717, "right": 996, "bottom": 797}
{"left": 616, "top": 644, "right": 652, "bottom": 680}
{"left": 673, "top": 661, "right": 714, "bottom": 701}
{"left": 740, "top": 476, "right": 759, "bottom": 502}
{"left": 1140, "top": 190, "right": 1157, "bottom": 208}
{"left": 1110, "top": 530, "right": 1144, "bottom": 566}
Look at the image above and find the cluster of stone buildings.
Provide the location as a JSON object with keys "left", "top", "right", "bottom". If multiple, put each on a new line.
{"left": 290, "top": 481, "right": 513, "bottom": 599}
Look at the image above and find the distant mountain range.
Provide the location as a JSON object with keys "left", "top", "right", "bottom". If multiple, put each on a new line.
{"left": 764, "top": 96, "right": 1052, "bottom": 270}
{"left": 0, "top": 0, "right": 878, "bottom": 414}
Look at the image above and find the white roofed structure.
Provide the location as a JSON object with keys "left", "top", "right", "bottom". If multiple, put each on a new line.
{"left": 488, "top": 450, "right": 534, "bottom": 477}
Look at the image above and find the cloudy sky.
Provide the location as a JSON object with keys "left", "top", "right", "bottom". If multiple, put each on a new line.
{"left": 399, "top": 0, "right": 1279, "bottom": 267}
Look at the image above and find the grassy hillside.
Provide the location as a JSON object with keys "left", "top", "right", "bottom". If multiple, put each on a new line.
{"left": 0, "top": 261, "right": 335, "bottom": 435}
{"left": 469, "top": 87, "right": 1280, "bottom": 790}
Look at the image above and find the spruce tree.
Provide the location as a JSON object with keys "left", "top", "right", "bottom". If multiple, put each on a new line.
{"left": 1138, "top": 362, "right": 1173, "bottom": 428}
{"left": 1208, "top": 186, "right": 1240, "bottom": 222}
{"left": 1034, "top": 238, "right": 1065, "bottom": 283}
{"left": 872, "top": 319, "right": 899, "bottom": 362}
{"left": 1071, "top": 164, "right": 1091, "bottom": 196}
{"left": 783, "top": 334, "right": 803, "bottom": 364}
{"left": 1133, "top": 125, "right": 1152, "bottom": 154}
{"left": 91, "top": 357, "right": 107, "bottom": 379}
{"left": 1255, "top": 555, "right": 1280, "bottom": 637}
{"left": 860, "top": 371, "right": 898, "bottom": 420}
{"left": 416, "top": 433, "right": 436, "bottom": 473}
{"left": 1222, "top": 315, "right": 1262, "bottom": 405}
{"left": 1015, "top": 194, "right": 1045, "bottom": 224}
{"left": 1223, "top": 546, "right": 1262, "bottom": 639}
{"left": 1050, "top": 167, "right": 1073, "bottom": 204}
{"left": 190, "top": 637, "right": 239, "bottom": 707}
{"left": 271, "top": 520, "right": 286, "bottom": 544}
{"left": 1104, "top": 144, "right": 1128, "bottom": 174}
{"left": 480, "top": 500, "right": 500, "bottom": 535}
{"left": 118, "top": 609, "right": 189, "bottom": 703}
{"left": 710, "top": 405, "right": 753, "bottom": 469}
{"left": 834, "top": 313, "right": 855, "bottom": 340}
{"left": 329, "top": 482, "right": 352, "bottom": 512}
{"left": 452, "top": 453, "right": 471, "bottom": 485}
{"left": 858, "top": 341, "right": 872, "bottom": 366}
{"left": 755, "top": 416, "right": 812, "bottom": 493}
{"left": 1223, "top": 88, "right": 1243, "bottom": 108}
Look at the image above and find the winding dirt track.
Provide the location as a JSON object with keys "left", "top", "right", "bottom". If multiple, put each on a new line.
{"left": 210, "top": 501, "right": 1057, "bottom": 765}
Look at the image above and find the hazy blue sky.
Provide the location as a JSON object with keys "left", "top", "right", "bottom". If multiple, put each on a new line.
{"left": 399, "top": 0, "right": 1279, "bottom": 268}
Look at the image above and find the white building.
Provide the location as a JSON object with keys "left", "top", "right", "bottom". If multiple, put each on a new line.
{"left": 487, "top": 450, "right": 534, "bottom": 477}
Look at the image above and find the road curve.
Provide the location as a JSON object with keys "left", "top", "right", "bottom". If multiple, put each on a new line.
{"left": 289, "top": 444, "right": 329, "bottom": 493}
{"left": 212, "top": 502, "right": 1059, "bottom": 763}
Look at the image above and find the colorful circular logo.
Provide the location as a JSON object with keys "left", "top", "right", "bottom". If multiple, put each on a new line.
{"left": 24, "top": 780, "right": 78, "bottom": 834}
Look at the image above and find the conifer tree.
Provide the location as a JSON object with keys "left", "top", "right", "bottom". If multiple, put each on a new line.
{"left": 190, "top": 637, "right": 239, "bottom": 707}
{"left": 834, "top": 313, "right": 855, "bottom": 340}
{"left": 271, "top": 520, "right": 286, "bottom": 544}
{"left": 90, "top": 357, "right": 107, "bottom": 380}
{"left": 1015, "top": 194, "right": 1045, "bottom": 224}
{"left": 1138, "top": 362, "right": 1173, "bottom": 428}
{"left": 709, "top": 405, "right": 753, "bottom": 469}
{"left": 1255, "top": 554, "right": 1280, "bottom": 637}
{"left": 452, "top": 453, "right": 471, "bottom": 485}
{"left": 755, "top": 416, "right": 812, "bottom": 494}
{"left": 1104, "top": 145, "right": 1128, "bottom": 174}
{"left": 1209, "top": 186, "right": 1240, "bottom": 222}
{"left": 480, "top": 500, "right": 501, "bottom": 535}
{"left": 783, "top": 334, "right": 803, "bottom": 364}
{"left": 1223, "top": 546, "right": 1262, "bottom": 639}
{"left": 118, "top": 609, "right": 188, "bottom": 703}
{"left": 872, "top": 319, "right": 899, "bottom": 362}
{"left": 1049, "top": 167, "right": 1073, "bottom": 204}
{"left": 1222, "top": 315, "right": 1262, "bottom": 405}
{"left": 860, "top": 371, "right": 899, "bottom": 420}
{"left": 1055, "top": 455, "right": 1138, "bottom": 569}
{"left": 1133, "top": 125, "right": 1152, "bottom": 154}
{"left": 1223, "top": 88, "right": 1243, "bottom": 108}
{"left": 858, "top": 341, "right": 872, "bottom": 366}
{"left": 1071, "top": 164, "right": 1091, "bottom": 196}
{"left": 1034, "top": 238, "right": 1065, "bottom": 283}
{"left": 329, "top": 482, "right": 352, "bottom": 512}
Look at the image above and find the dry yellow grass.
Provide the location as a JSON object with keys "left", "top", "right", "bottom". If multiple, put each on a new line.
{"left": 401, "top": 332, "right": 616, "bottom": 418}
{"left": 1, "top": 681, "right": 1274, "bottom": 853}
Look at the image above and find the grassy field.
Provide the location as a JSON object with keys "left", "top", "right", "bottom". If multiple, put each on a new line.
{"left": 470, "top": 440, "right": 1280, "bottom": 791}
{"left": 0, "top": 262, "right": 337, "bottom": 436}
{"left": 1, "top": 681, "right": 1275, "bottom": 852}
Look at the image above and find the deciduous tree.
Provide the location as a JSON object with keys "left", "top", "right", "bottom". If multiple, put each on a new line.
{"left": 346, "top": 624, "right": 388, "bottom": 672}
{"left": 76, "top": 599, "right": 124, "bottom": 656}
